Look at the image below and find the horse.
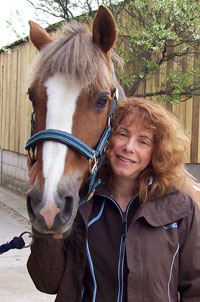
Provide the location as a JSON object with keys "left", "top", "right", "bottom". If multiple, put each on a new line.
{"left": 26, "top": 5, "right": 124, "bottom": 236}
{"left": 26, "top": 5, "right": 200, "bottom": 238}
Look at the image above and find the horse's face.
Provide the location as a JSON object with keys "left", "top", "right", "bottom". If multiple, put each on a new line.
{"left": 27, "top": 6, "right": 118, "bottom": 236}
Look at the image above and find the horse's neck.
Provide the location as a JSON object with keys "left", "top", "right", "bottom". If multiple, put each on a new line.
{"left": 183, "top": 173, "right": 200, "bottom": 210}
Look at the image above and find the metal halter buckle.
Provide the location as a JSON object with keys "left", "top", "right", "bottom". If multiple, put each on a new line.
{"left": 20, "top": 231, "right": 34, "bottom": 248}
{"left": 89, "top": 155, "right": 98, "bottom": 175}
{"left": 28, "top": 147, "right": 37, "bottom": 166}
{"left": 86, "top": 190, "right": 95, "bottom": 202}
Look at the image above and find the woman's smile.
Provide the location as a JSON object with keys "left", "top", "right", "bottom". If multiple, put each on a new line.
{"left": 116, "top": 154, "right": 136, "bottom": 164}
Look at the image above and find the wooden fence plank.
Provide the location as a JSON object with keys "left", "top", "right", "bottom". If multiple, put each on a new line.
{"left": 191, "top": 96, "right": 199, "bottom": 163}
{"left": 2, "top": 53, "right": 9, "bottom": 150}
{"left": 19, "top": 42, "right": 29, "bottom": 154}
{"left": 9, "top": 49, "right": 18, "bottom": 151}
{"left": 15, "top": 47, "right": 21, "bottom": 153}
{"left": 198, "top": 102, "right": 200, "bottom": 163}
{"left": 179, "top": 101, "right": 186, "bottom": 133}
{"left": 165, "top": 40, "right": 174, "bottom": 114}
{"left": 0, "top": 52, "right": 3, "bottom": 149}
{"left": 190, "top": 48, "right": 200, "bottom": 163}
{"left": 0, "top": 52, "right": 6, "bottom": 149}
{"left": 185, "top": 98, "right": 193, "bottom": 163}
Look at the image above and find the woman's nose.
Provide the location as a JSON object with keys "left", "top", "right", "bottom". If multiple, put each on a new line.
{"left": 123, "top": 138, "right": 135, "bottom": 152}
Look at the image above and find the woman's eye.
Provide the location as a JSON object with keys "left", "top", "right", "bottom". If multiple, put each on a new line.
{"left": 117, "top": 131, "right": 128, "bottom": 138}
{"left": 140, "top": 140, "right": 149, "bottom": 145}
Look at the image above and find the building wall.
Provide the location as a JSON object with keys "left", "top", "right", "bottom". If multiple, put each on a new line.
{"left": 185, "top": 163, "right": 200, "bottom": 182}
{"left": 0, "top": 149, "right": 30, "bottom": 196}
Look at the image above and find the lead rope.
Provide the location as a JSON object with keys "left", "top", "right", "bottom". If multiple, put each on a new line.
{"left": 0, "top": 232, "right": 34, "bottom": 255}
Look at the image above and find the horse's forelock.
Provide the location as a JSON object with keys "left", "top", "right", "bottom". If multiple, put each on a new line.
{"left": 28, "top": 21, "right": 113, "bottom": 90}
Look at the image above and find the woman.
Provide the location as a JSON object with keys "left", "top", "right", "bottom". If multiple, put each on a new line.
{"left": 27, "top": 97, "right": 200, "bottom": 302}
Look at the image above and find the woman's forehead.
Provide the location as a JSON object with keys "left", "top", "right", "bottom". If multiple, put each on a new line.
{"left": 119, "top": 118, "right": 153, "bottom": 141}
{"left": 120, "top": 113, "right": 153, "bottom": 130}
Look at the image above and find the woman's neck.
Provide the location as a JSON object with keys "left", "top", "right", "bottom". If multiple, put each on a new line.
{"left": 111, "top": 176, "right": 137, "bottom": 212}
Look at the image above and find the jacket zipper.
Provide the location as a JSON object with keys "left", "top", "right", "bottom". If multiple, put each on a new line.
{"left": 95, "top": 193, "right": 138, "bottom": 302}
{"left": 117, "top": 212, "right": 127, "bottom": 302}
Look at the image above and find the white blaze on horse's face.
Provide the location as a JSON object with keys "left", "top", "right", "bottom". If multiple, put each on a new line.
{"left": 40, "top": 73, "right": 83, "bottom": 230}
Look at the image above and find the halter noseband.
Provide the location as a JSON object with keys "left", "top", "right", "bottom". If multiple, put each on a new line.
{"left": 25, "top": 65, "right": 119, "bottom": 205}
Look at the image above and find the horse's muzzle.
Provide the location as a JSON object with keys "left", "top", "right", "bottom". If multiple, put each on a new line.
{"left": 26, "top": 185, "right": 79, "bottom": 235}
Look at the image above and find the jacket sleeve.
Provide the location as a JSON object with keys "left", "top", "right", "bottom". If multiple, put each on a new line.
{"left": 27, "top": 236, "right": 67, "bottom": 294}
{"left": 178, "top": 198, "right": 200, "bottom": 301}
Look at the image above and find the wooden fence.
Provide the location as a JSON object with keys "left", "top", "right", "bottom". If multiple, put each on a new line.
{"left": 135, "top": 56, "right": 200, "bottom": 164}
{"left": 0, "top": 41, "right": 35, "bottom": 155}
{"left": 0, "top": 29, "right": 199, "bottom": 163}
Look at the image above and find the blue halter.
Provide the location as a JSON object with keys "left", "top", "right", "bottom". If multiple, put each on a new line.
{"left": 25, "top": 66, "right": 119, "bottom": 205}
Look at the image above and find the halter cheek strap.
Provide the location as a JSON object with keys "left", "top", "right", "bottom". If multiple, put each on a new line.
{"left": 79, "top": 89, "right": 118, "bottom": 205}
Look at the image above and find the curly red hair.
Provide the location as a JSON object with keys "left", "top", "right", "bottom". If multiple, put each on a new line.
{"left": 100, "top": 97, "right": 189, "bottom": 202}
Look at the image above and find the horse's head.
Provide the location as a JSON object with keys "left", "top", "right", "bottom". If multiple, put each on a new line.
{"left": 26, "top": 6, "right": 121, "bottom": 236}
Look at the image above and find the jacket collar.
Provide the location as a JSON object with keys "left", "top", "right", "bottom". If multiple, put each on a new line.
{"left": 79, "top": 185, "right": 192, "bottom": 228}
{"left": 133, "top": 190, "right": 192, "bottom": 226}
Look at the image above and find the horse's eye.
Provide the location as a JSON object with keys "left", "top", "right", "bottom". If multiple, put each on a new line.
{"left": 95, "top": 93, "right": 109, "bottom": 110}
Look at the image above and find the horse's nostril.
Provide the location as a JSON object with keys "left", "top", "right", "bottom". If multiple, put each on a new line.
{"left": 62, "top": 196, "right": 73, "bottom": 220}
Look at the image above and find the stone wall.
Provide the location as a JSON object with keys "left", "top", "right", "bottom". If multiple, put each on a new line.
{"left": 0, "top": 149, "right": 2, "bottom": 186}
{"left": 185, "top": 163, "right": 200, "bottom": 181}
{"left": 0, "top": 150, "right": 30, "bottom": 196}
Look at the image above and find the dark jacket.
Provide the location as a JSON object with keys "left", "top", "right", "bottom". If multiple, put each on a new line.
{"left": 27, "top": 186, "right": 200, "bottom": 302}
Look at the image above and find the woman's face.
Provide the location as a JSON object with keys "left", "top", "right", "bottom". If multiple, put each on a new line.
{"left": 108, "top": 114, "right": 153, "bottom": 182}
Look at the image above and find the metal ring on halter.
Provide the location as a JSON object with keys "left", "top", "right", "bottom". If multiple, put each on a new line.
{"left": 103, "top": 140, "right": 109, "bottom": 153}
{"left": 89, "top": 156, "right": 98, "bottom": 175}
{"left": 20, "top": 231, "right": 34, "bottom": 248}
{"left": 107, "top": 116, "right": 111, "bottom": 127}
{"left": 87, "top": 190, "right": 95, "bottom": 202}
{"left": 28, "top": 147, "right": 37, "bottom": 166}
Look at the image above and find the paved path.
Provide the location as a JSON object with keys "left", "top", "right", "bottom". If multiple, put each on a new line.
{"left": 0, "top": 187, "right": 56, "bottom": 302}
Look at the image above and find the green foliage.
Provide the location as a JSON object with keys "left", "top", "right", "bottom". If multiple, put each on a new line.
{"left": 114, "top": 0, "right": 200, "bottom": 103}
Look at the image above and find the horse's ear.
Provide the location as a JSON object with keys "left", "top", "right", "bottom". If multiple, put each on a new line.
{"left": 92, "top": 5, "right": 117, "bottom": 54}
{"left": 29, "top": 20, "right": 53, "bottom": 51}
